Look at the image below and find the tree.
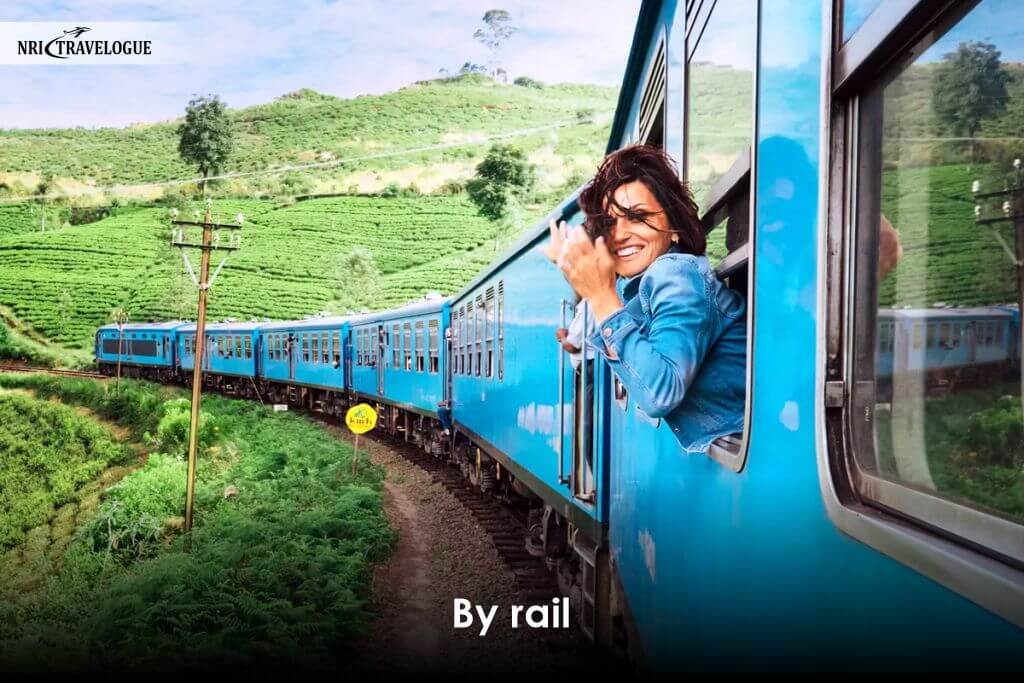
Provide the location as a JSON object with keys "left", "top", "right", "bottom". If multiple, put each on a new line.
{"left": 177, "top": 94, "right": 234, "bottom": 194}
{"left": 473, "top": 9, "right": 517, "bottom": 81}
{"left": 328, "top": 248, "right": 382, "bottom": 311}
{"left": 933, "top": 41, "right": 1011, "bottom": 159}
{"left": 466, "top": 144, "right": 535, "bottom": 221}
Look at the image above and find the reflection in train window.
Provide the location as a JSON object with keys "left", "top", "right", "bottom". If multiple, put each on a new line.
{"left": 842, "top": 0, "right": 883, "bottom": 41}
{"left": 686, "top": 0, "right": 754, "bottom": 208}
{"left": 851, "top": 0, "right": 1024, "bottom": 542}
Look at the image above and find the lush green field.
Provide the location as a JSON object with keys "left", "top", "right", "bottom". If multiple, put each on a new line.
{"left": 0, "top": 389, "right": 131, "bottom": 550}
{"left": 0, "top": 76, "right": 615, "bottom": 199}
{"left": 0, "top": 195, "right": 508, "bottom": 349}
{"left": 0, "top": 374, "right": 392, "bottom": 671}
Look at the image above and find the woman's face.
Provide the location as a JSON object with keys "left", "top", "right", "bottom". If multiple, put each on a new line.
{"left": 605, "top": 180, "right": 674, "bottom": 278}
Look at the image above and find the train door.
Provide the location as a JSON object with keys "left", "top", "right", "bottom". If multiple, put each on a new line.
{"left": 377, "top": 324, "right": 386, "bottom": 395}
{"left": 557, "top": 297, "right": 597, "bottom": 502}
{"left": 287, "top": 333, "right": 296, "bottom": 380}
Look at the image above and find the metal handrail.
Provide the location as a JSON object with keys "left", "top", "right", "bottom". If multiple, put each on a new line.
{"left": 558, "top": 299, "right": 569, "bottom": 485}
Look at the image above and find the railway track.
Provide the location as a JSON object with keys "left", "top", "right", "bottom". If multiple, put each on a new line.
{"left": 1, "top": 363, "right": 559, "bottom": 599}
{"left": 375, "top": 433, "right": 559, "bottom": 599}
{"left": 0, "top": 364, "right": 106, "bottom": 379}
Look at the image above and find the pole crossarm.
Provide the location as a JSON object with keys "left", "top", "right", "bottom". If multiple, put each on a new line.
{"left": 171, "top": 241, "right": 240, "bottom": 251}
{"left": 171, "top": 220, "right": 243, "bottom": 230}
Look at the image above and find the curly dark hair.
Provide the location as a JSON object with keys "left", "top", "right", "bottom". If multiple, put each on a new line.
{"left": 578, "top": 144, "right": 705, "bottom": 255}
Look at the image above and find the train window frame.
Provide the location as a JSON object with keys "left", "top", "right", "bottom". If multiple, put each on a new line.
{"left": 429, "top": 319, "right": 439, "bottom": 374}
{"left": 403, "top": 323, "right": 412, "bottom": 371}
{"left": 823, "top": 0, "right": 1024, "bottom": 627}
{"left": 678, "top": 0, "right": 758, "bottom": 473}
{"left": 415, "top": 321, "right": 425, "bottom": 373}
{"left": 497, "top": 281, "right": 504, "bottom": 381}
{"left": 485, "top": 287, "right": 495, "bottom": 379}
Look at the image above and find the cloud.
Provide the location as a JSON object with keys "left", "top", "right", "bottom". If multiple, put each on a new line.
{"left": 0, "top": 0, "right": 640, "bottom": 129}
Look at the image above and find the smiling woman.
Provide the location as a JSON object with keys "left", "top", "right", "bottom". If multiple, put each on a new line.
{"left": 544, "top": 144, "right": 746, "bottom": 453}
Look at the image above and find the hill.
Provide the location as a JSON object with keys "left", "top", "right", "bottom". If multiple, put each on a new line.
{"left": 0, "top": 76, "right": 616, "bottom": 201}
{"left": 0, "top": 196, "right": 515, "bottom": 349}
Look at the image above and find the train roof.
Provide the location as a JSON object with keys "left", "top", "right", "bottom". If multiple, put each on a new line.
{"left": 178, "top": 321, "right": 264, "bottom": 333}
{"left": 879, "top": 306, "right": 1015, "bottom": 319}
{"left": 97, "top": 321, "right": 190, "bottom": 332}
{"left": 451, "top": 189, "right": 583, "bottom": 304}
{"left": 258, "top": 316, "right": 353, "bottom": 332}
{"left": 348, "top": 297, "right": 449, "bottom": 326}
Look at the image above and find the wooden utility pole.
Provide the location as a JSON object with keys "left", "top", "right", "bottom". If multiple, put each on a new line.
{"left": 973, "top": 158, "right": 1024, "bottom": 408}
{"left": 171, "top": 203, "right": 242, "bottom": 539}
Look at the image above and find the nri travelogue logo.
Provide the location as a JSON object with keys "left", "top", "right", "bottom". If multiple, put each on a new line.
{"left": 17, "top": 25, "right": 152, "bottom": 59}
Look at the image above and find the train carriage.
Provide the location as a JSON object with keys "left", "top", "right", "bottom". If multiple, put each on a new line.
{"left": 256, "top": 316, "right": 349, "bottom": 413}
{"left": 349, "top": 299, "right": 449, "bottom": 446}
{"left": 177, "top": 321, "right": 262, "bottom": 397}
{"left": 94, "top": 321, "right": 188, "bottom": 381}
{"left": 594, "top": 0, "right": 1024, "bottom": 670}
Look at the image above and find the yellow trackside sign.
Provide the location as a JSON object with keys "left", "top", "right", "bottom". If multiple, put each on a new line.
{"left": 345, "top": 403, "right": 377, "bottom": 434}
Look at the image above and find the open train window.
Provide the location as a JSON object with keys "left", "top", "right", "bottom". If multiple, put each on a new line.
{"left": 681, "top": 0, "right": 756, "bottom": 471}
{"left": 828, "top": 0, "right": 1024, "bottom": 622}
{"left": 415, "top": 321, "right": 425, "bottom": 372}
{"left": 428, "top": 319, "right": 439, "bottom": 374}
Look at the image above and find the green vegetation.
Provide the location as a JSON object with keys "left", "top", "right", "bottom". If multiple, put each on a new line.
{"left": 0, "top": 374, "right": 393, "bottom": 671}
{"left": 177, "top": 94, "right": 235, "bottom": 193}
{"left": 876, "top": 384, "right": 1024, "bottom": 523}
{"left": 0, "top": 389, "right": 130, "bottom": 549}
{"left": 467, "top": 143, "right": 536, "bottom": 220}
{"left": 0, "top": 77, "right": 615, "bottom": 197}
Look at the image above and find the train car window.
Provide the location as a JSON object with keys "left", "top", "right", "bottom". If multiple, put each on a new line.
{"left": 321, "top": 332, "right": 329, "bottom": 364}
{"left": 475, "top": 294, "right": 484, "bottom": 376}
{"left": 460, "top": 307, "right": 468, "bottom": 375}
{"left": 429, "top": 319, "right": 439, "bottom": 374}
{"left": 333, "top": 331, "right": 341, "bottom": 366}
{"left": 686, "top": 0, "right": 754, "bottom": 208}
{"left": 415, "top": 321, "right": 424, "bottom": 372}
{"left": 245, "top": 336, "right": 252, "bottom": 360}
{"left": 497, "top": 281, "right": 504, "bottom": 380}
{"left": 391, "top": 324, "right": 400, "bottom": 368}
{"left": 466, "top": 302, "right": 475, "bottom": 375}
{"left": 403, "top": 323, "right": 412, "bottom": 370}
{"left": 301, "top": 333, "right": 309, "bottom": 363}
{"left": 485, "top": 288, "right": 495, "bottom": 378}
{"left": 312, "top": 333, "right": 319, "bottom": 365}
{"left": 452, "top": 313, "right": 460, "bottom": 375}
{"left": 846, "top": 0, "right": 1024, "bottom": 560}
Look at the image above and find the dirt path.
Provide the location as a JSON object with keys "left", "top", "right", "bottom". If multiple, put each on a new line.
{"left": 347, "top": 430, "right": 622, "bottom": 675}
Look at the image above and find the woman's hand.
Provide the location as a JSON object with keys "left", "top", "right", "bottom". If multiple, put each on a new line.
{"left": 557, "top": 226, "right": 622, "bottom": 323}
{"left": 541, "top": 218, "right": 568, "bottom": 263}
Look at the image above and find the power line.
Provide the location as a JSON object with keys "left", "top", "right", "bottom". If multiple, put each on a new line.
{"left": 0, "top": 114, "right": 611, "bottom": 204}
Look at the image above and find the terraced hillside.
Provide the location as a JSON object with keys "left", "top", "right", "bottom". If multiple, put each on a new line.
{"left": 0, "top": 196, "right": 504, "bottom": 349}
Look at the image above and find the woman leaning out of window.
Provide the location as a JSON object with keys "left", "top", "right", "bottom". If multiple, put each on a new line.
{"left": 542, "top": 144, "right": 746, "bottom": 454}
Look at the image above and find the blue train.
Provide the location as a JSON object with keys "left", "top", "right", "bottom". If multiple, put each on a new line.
{"left": 95, "top": 0, "right": 1024, "bottom": 670}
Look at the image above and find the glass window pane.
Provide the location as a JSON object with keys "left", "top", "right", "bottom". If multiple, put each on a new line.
{"left": 843, "top": 0, "right": 883, "bottom": 41}
{"left": 854, "top": 0, "right": 1024, "bottom": 527}
{"left": 686, "top": 0, "right": 755, "bottom": 208}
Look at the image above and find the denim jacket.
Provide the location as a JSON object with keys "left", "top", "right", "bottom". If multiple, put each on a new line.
{"left": 587, "top": 248, "right": 746, "bottom": 454}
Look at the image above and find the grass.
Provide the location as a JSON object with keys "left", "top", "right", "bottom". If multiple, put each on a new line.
{"left": 0, "top": 373, "right": 393, "bottom": 672}
{"left": 875, "top": 382, "right": 1024, "bottom": 523}
{"left": 0, "top": 389, "right": 131, "bottom": 550}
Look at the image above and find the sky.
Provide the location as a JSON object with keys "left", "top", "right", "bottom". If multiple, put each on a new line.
{"left": 0, "top": 0, "right": 641, "bottom": 130}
